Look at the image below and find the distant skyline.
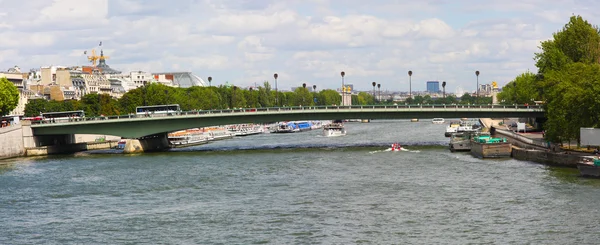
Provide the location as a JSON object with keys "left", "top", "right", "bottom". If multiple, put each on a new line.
{"left": 1, "top": 0, "right": 599, "bottom": 93}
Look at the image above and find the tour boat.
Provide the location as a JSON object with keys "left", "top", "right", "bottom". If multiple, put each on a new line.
{"left": 323, "top": 120, "right": 346, "bottom": 137}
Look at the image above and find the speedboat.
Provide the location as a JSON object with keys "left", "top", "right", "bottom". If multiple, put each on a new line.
{"left": 390, "top": 143, "right": 403, "bottom": 151}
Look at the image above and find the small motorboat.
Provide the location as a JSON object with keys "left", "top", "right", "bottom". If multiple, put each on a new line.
{"left": 390, "top": 143, "right": 403, "bottom": 151}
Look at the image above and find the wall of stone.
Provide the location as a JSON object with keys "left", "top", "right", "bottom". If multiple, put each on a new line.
{"left": 512, "top": 147, "right": 581, "bottom": 168}
{"left": 0, "top": 124, "right": 25, "bottom": 159}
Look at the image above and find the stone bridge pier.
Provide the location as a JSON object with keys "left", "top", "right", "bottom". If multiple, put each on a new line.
{"left": 123, "top": 133, "right": 170, "bottom": 154}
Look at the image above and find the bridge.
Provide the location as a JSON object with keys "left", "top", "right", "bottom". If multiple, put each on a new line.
{"left": 29, "top": 104, "right": 544, "bottom": 153}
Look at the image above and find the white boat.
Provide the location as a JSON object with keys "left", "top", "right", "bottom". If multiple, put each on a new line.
{"left": 432, "top": 118, "right": 445, "bottom": 124}
{"left": 445, "top": 121, "right": 460, "bottom": 137}
{"left": 323, "top": 120, "right": 346, "bottom": 137}
{"left": 169, "top": 134, "right": 210, "bottom": 147}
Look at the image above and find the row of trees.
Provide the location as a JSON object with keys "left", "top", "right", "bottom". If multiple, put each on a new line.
{"left": 23, "top": 81, "right": 490, "bottom": 117}
{"left": 497, "top": 15, "right": 600, "bottom": 145}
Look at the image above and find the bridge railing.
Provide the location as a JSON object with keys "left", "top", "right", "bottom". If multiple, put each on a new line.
{"left": 30, "top": 104, "right": 543, "bottom": 125}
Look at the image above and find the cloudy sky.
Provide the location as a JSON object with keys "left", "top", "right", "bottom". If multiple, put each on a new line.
{"left": 1, "top": 0, "right": 598, "bottom": 94}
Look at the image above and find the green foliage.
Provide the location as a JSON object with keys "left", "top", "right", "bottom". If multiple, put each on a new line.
{"left": 0, "top": 77, "right": 19, "bottom": 116}
{"left": 315, "top": 89, "right": 341, "bottom": 106}
{"left": 543, "top": 63, "right": 600, "bottom": 143}
{"left": 535, "top": 15, "right": 600, "bottom": 74}
{"left": 498, "top": 72, "right": 540, "bottom": 104}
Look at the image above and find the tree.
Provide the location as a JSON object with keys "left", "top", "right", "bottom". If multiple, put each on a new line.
{"left": 0, "top": 77, "right": 19, "bottom": 116}
{"left": 543, "top": 62, "right": 600, "bottom": 144}
{"left": 24, "top": 99, "right": 47, "bottom": 117}
{"left": 497, "top": 72, "right": 539, "bottom": 104}
{"left": 316, "top": 89, "right": 341, "bottom": 106}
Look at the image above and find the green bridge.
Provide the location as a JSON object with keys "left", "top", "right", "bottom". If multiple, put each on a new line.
{"left": 31, "top": 104, "right": 544, "bottom": 139}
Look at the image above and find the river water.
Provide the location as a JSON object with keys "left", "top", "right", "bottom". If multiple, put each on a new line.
{"left": 2, "top": 120, "right": 600, "bottom": 244}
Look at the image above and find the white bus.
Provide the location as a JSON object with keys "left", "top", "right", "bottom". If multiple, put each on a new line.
{"left": 136, "top": 104, "right": 180, "bottom": 116}
{"left": 41, "top": 110, "right": 86, "bottom": 123}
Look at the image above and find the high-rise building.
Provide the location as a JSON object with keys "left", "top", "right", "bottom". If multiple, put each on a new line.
{"left": 426, "top": 81, "right": 440, "bottom": 93}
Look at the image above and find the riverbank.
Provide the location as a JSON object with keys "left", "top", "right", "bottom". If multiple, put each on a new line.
{"left": 481, "top": 118, "right": 592, "bottom": 168}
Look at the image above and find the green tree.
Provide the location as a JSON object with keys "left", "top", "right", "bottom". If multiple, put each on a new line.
{"left": 543, "top": 62, "right": 600, "bottom": 144}
{"left": 24, "top": 98, "right": 47, "bottom": 117}
{"left": 316, "top": 89, "right": 341, "bottom": 106}
{"left": 293, "top": 86, "right": 312, "bottom": 106}
{"left": 498, "top": 72, "right": 540, "bottom": 104}
{"left": 355, "top": 92, "right": 374, "bottom": 105}
{"left": 0, "top": 77, "right": 19, "bottom": 116}
{"left": 534, "top": 15, "right": 600, "bottom": 100}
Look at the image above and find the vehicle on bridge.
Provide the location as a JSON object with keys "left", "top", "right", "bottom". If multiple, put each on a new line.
{"left": 136, "top": 104, "right": 180, "bottom": 117}
{"left": 41, "top": 110, "right": 85, "bottom": 123}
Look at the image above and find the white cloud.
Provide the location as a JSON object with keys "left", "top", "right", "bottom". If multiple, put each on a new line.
{"left": 2, "top": 0, "right": 600, "bottom": 92}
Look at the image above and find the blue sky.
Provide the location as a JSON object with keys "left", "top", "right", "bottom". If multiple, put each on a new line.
{"left": 1, "top": 0, "right": 599, "bottom": 95}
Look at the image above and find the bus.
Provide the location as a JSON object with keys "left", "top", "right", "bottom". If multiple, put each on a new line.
{"left": 135, "top": 104, "right": 180, "bottom": 116}
{"left": 41, "top": 110, "right": 86, "bottom": 123}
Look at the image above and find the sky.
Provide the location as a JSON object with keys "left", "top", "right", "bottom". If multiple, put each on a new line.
{"left": 1, "top": 0, "right": 599, "bottom": 94}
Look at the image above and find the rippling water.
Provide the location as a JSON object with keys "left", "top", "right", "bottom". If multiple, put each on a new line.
{"left": 2, "top": 120, "right": 600, "bottom": 244}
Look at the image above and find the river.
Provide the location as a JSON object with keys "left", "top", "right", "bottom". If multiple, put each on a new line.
{"left": 1, "top": 120, "right": 600, "bottom": 244}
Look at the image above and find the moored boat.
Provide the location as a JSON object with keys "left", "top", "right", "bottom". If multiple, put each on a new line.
{"left": 445, "top": 121, "right": 461, "bottom": 137}
{"left": 432, "top": 118, "right": 445, "bottom": 124}
{"left": 449, "top": 131, "right": 480, "bottom": 152}
{"left": 470, "top": 135, "right": 512, "bottom": 158}
{"left": 116, "top": 139, "right": 126, "bottom": 149}
{"left": 323, "top": 120, "right": 346, "bottom": 137}
{"left": 577, "top": 156, "right": 600, "bottom": 177}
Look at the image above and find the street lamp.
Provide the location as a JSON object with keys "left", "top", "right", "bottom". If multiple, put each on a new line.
{"left": 313, "top": 84, "right": 316, "bottom": 92}
{"left": 372, "top": 82, "right": 376, "bottom": 103}
{"left": 341, "top": 71, "right": 345, "bottom": 91}
{"left": 377, "top": 83, "right": 381, "bottom": 102}
{"left": 274, "top": 73, "right": 278, "bottom": 107}
{"left": 442, "top": 81, "right": 446, "bottom": 99}
{"left": 408, "top": 70, "right": 413, "bottom": 99}
{"left": 208, "top": 76, "right": 212, "bottom": 87}
{"left": 475, "top": 70, "right": 480, "bottom": 103}
{"left": 302, "top": 83, "right": 307, "bottom": 106}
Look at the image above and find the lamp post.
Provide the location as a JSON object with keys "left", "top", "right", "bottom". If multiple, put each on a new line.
{"left": 408, "top": 70, "right": 413, "bottom": 99}
{"left": 274, "top": 73, "right": 278, "bottom": 107}
{"left": 475, "top": 70, "right": 480, "bottom": 104}
{"left": 341, "top": 71, "right": 345, "bottom": 91}
{"left": 208, "top": 76, "right": 212, "bottom": 87}
{"left": 377, "top": 83, "right": 381, "bottom": 102}
{"left": 313, "top": 84, "right": 316, "bottom": 92}
{"left": 442, "top": 81, "right": 446, "bottom": 99}
{"left": 302, "top": 83, "right": 307, "bottom": 106}
{"left": 372, "top": 82, "right": 376, "bottom": 103}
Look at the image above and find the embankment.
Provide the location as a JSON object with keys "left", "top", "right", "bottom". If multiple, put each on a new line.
{"left": 0, "top": 124, "right": 25, "bottom": 160}
{"left": 495, "top": 128, "right": 582, "bottom": 167}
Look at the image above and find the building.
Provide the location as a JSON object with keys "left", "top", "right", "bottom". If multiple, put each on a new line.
{"left": 152, "top": 72, "right": 206, "bottom": 87}
{"left": 1, "top": 67, "right": 36, "bottom": 116}
{"left": 426, "top": 81, "right": 440, "bottom": 93}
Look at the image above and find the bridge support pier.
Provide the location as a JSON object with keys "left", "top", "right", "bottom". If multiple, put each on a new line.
{"left": 123, "top": 133, "right": 170, "bottom": 154}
